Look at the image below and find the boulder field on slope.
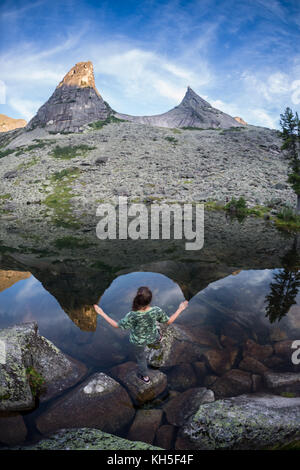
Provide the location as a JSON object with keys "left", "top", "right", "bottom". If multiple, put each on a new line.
{"left": 0, "top": 121, "right": 292, "bottom": 227}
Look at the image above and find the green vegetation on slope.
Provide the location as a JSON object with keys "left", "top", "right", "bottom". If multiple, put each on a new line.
{"left": 43, "top": 167, "right": 81, "bottom": 228}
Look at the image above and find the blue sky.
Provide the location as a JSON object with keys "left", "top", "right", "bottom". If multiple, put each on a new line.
{"left": 1, "top": 0, "right": 300, "bottom": 128}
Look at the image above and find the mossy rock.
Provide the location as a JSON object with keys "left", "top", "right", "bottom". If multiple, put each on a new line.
{"left": 10, "top": 428, "right": 163, "bottom": 450}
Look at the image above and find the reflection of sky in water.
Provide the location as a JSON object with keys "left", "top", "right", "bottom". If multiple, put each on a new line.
{"left": 0, "top": 275, "right": 62, "bottom": 326}
{"left": 99, "top": 271, "right": 185, "bottom": 319}
{"left": 198, "top": 268, "right": 300, "bottom": 308}
{"left": 0, "top": 275, "right": 80, "bottom": 346}
{"left": 0, "top": 268, "right": 300, "bottom": 355}
{"left": 191, "top": 269, "right": 300, "bottom": 336}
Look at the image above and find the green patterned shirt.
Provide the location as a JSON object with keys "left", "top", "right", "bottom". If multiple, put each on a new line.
{"left": 118, "top": 306, "right": 170, "bottom": 345}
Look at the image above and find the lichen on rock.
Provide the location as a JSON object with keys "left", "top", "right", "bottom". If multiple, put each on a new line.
{"left": 176, "top": 393, "right": 300, "bottom": 450}
{"left": 6, "top": 427, "right": 163, "bottom": 450}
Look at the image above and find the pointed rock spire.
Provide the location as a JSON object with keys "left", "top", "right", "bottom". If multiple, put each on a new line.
{"left": 57, "top": 61, "right": 101, "bottom": 97}
{"left": 27, "top": 62, "right": 110, "bottom": 133}
{"left": 179, "top": 86, "right": 211, "bottom": 109}
{"left": 115, "top": 87, "right": 241, "bottom": 129}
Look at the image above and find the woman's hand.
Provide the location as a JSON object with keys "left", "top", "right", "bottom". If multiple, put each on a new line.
{"left": 179, "top": 300, "right": 189, "bottom": 311}
{"left": 94, "top": 304, "right": 104, "bottom": 316}
{"left": 93, "top": 305, "right": 119, "bottom": 328}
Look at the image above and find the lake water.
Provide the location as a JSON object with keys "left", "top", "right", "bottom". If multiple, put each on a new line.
{"left": 0, "top": 212, "right": 300, "bottom": 446}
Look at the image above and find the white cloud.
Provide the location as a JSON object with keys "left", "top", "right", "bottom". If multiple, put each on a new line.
{"left": 0, "top": 3, "right": 298, "bottom": 128}
{"left": 209, "top": 99, "right": 240, "bottom": 117}
{"left": 90, "top": 45, "right": 212, "bottom": 113}
{"left": 15, "top": 275, "right": 39, "bottom": 301}
{"left": 268, "top": 72, "right": 290, "bottom": 94}
{"left": 9, "top": 97, "right": 42, "bottom": 121}
{"left": 1, "top": 1, "right": 45, "bottom": 19}
{"left": 249, "top": 109, "right": 278, "bottom": 129}
{"left": 291, "top": 80, "right": 300, "bottom": 104}
{"left": 152, "top": 79, "right": 185, "bottom": 102}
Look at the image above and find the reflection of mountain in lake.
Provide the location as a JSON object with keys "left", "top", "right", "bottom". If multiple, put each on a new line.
{"left": 0, "top": 270, "right": 31, "bottom": 293}
{"left": 0, "top": 212, "right": 299, "bottom": 334}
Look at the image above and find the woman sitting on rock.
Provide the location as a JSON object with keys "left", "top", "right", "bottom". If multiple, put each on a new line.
{"left": 94, "top": 286, "right": 188, "bottom": 384}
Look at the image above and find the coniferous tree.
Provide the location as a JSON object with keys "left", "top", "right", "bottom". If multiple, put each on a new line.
{"left": 280, "top": 107, "right": 300, "bottom": 214}
{"left": 265, "top": 236, "right": 300, "bottom": 323}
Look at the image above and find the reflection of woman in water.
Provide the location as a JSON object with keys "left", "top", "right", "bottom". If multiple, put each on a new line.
{"left": 94, "top": 286, "right": 188, "bottom": 383}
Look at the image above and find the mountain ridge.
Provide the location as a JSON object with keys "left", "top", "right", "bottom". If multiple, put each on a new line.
{"left": 0, "top": 114, "right": 27, "bottom": 133}
{"left": 114, "top": 86, "right": 242, "bottom": 129}
{"left": 22, "top": 61, "right": 245, "bottom": 133}
{"left": 27, "top": 62, "right": 111, "bottom": 133}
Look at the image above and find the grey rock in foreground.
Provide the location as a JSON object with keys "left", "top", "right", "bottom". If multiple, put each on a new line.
{"left": 0, "top": 413, "right": 27, "bottom": 445}
{"left": 146, "top": 324, "right": 215, "bottom": 367}
{"left": 36, "top": 372, "right": 135, "bottom": 435}
{"left": 163, "top": 387, "right": 215, "bottom": 427}
{"left": 128, "top": 409, "right": 163, "bottom": 444}
{"left": 7, "top": 428, "right": 162, "bottom": 450}
{"left": 176, "top": 393, "right": 300, "bottom": 450}
{"left": 0, "top": 322, "right": 87, "bottom": 411}
{"left": 110, "top": 361, "right": 167, "bottom": 405}
{"left": 263, "top": 371, "right": 300, "bottom": 396}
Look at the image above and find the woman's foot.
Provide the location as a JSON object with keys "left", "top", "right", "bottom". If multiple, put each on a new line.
{"left": 138, "top": 374, "right": 151, "bottom": 383}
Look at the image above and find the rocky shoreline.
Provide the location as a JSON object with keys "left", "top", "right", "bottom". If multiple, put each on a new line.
{"left": 1, "top": 320, "right": 300, "bottom": 450}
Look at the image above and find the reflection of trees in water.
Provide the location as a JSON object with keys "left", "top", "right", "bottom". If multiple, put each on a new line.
{"left": 265, "top": 236, "right": 300, "bottom": 323}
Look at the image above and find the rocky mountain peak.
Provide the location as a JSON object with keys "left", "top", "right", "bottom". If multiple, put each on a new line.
{"left": 57, "top": 61, "right": 101, "bottom": 97}
{"left": 179, "top": 86, "right": 212, "bottom": 110}
{"left": 0, "top": 114, "right": 27, "bottom": 133}
{"left": 27, "top": 61, "right": 110, "bottom": 133}
{"left": 115, "top": 86, "right": 241, "bottom": 129}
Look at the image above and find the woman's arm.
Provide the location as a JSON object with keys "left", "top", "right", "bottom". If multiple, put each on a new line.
{"left": 167, "top": 300, "right": 189, "bottom": 325}
{"left": 94, "top": 305, "right": 119, "bottom": 328}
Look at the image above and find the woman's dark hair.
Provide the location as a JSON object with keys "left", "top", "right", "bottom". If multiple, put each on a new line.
{"left": 132, "top": 286, "right": 152, "bottom": 311}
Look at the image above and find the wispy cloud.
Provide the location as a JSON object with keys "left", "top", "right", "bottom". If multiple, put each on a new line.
{"left": 1, "top": 0, "right": 45, "bottom": 19}
{"left": 9, "top": 97, "right": 43, "bottom": 121}
{"left": 0, "top": 0, "right": 300, "bottom": 127}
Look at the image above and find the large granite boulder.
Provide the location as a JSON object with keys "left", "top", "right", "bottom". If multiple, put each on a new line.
{"left": 167, "top": 364, "right": 197, "bottom": 391}
{"left": 263, "top": 371, "right": 300, "bottom": 396}
{"left": 0, "top": 322, "right": 87, "bottom": 411}
{"left": 243, "top": 339, "right": 273, "bottom": 361}
{"left": 0, "top": 413, "right": 27, "bottom": 445}
{"left": 146, "top": 324, "right": 219, "bottom": 368}
{"left": 209, "top": 369, "right": 252, "bottom": 398}
{"left": 176, "top": 393, "right": 300, "bottom": 450}
{"left": 110, "top": 361, "right": 167, "bottom": 405}
{"left": 163, "top": 387, "right": 215, "bottom": 427}
{"left": 36, "top": 372, "right": 135, "bottom": 435}
{"left": 239, "top": 356, "right": 269, "bottom": 375}
{"left": 202, "top": 347, "right": 238, "bottom": 375}
{"left": 155, "top": 425, "right": 175, "bottom": 450}
{"left": 128, "top": 409, "right": 163, "bottom": 444}
{"left": 7, "top": 428, "right": 162, "bottom": 450}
